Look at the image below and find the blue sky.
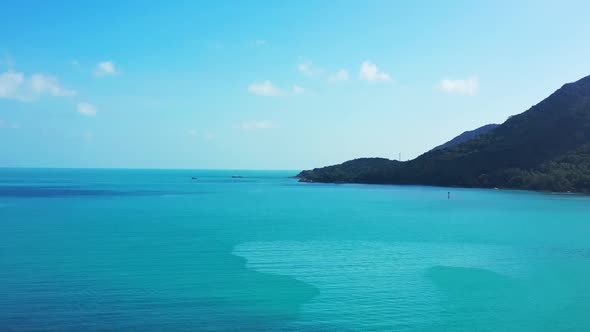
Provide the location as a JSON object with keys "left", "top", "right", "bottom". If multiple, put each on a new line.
{"left": 1, "top": 0, "right": 590, "bottom": 170}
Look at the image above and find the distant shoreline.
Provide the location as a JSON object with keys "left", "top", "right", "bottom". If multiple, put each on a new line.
{"left": 294, "top": 173, "right": 590, "bottom": 196}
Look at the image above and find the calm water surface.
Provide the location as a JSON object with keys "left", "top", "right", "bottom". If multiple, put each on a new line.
{"left": 1, "top": 169, "right": 590, "bottom": 331}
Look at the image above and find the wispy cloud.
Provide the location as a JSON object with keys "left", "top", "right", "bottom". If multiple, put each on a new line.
{"left": 82, "top": 131, "right": 94, "bottom": 141}
{"left": 248, "top": 81, "right": 282, "bottom": 96}
{"left": 77, "top": 102, "right": 98, "bottom": 116}
{"left": 0, "top": 119, "right": 20, "bottom": 129}
{"left": 94, "top": 61, "right": 118, "bottom": 77}
{"left": 187, "top": 129, "right": 216, "bottom": 141}
{"left": 359, "top": 61, "right": 391, "bottom": 82}
{"left": 31, "top": 74, "right": 76, "bottom": 97}
{"left": 298, "top": 60, "right": 350, "bottom": 83}
{"left": 252, "top": 40, "right": 267, "bottom": 47}
{"left": 248, "top": 81, "right": 305, "bottom": 96}
{"left": 0, "top": 71, "right": 24, "bottom": 99}
{"left": 297, "top": 61, "right": 323, "bottom": 77}
{"left": 292, "top": 85, "right": 305, "bottom": 95}
{"left": 0, "top": 70, "right": 76, "bottom": 101}
{"left": 439, "top": 76, "right": 479, "bottom": 95}
{"left": 235, "top": 121, "right": 277, "bottom": 130}
{"left": 328, "top": 69, "right": 349, "bottom": 82}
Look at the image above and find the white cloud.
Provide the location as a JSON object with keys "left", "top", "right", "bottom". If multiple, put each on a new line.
{"left": 77, "top": 102, "right": 97, "bottom": 116}
{"left": 0, "top": 119, "right": 20, "bottom": 129}
{"left": 292, "top": 85, "right": 305, "bottom": 95}
{"left": 248, "top": 81, "right": 305, "bottom": 97}
{"left": 253, "top": 40, "right": 267, "bottom": 47}
{"left": 439, "top": 77, "right": 479, "bottom": 95}
{"left": 0, "top": 70, "right": 76, "bottom": 101}
{"left": 248, "top": 80, "right": 282, "bottom": 96}
{"left": 359, "top": 61, "right": 391, "bottom": 82}
{"left": 82, "top": 131, "right": 94, "bottom": 141}
{"left": 297, "top": 62, "right": 311, "bottom": 75}
{"left": 329, "top": 69, "right": 349, "bottom": 82}
{"left": 298, "top": 60, "right": 350, "bottom": 83}
{"left": 235, "top": 121, "right": 276, "bottom": 130}
{"left": 94, "top": 61, "right": 118, "bottom": 77}
{"left": 187, "top": 129, "right": 216, "bottom": 141}
{"left": 0, "top": 71, "right": 24, "bottom": 99}
{"left": 297, "top": 61, "right": 323, "bottom": 77}
{"left": 31, "top": 74, "right": 76, "bottom": 97}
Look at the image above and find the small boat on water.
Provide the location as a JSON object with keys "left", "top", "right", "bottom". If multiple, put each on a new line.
{"left": 231, "top": 175, "right": 243, "bottom": 179}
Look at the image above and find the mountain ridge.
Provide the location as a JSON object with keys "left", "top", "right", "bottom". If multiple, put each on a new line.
{"left": 430, "top": 124, "right": 499, "bottom": 152}
{"left": 297, "top": 74, "right": 590, "bottom": 193}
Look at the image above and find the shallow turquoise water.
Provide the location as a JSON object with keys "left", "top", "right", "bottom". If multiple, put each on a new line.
{"left": 1, "top": 169, "right": 590, "bottom": 331}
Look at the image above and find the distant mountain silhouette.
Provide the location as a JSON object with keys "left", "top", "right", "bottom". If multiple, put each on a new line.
{"left": 430, "top": 124, "right": 499, "bottom": 151}
{"left": 298, "top": 74, "right": 590, "bottom": 192}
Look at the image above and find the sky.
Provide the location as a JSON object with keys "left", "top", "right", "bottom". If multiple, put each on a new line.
{"left": 1, "top": 0, "right": 590, "bottom": 170}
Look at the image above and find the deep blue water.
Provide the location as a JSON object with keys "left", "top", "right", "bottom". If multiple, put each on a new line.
{"left": 1, "top": 168, "right": 590, "bottom": 331}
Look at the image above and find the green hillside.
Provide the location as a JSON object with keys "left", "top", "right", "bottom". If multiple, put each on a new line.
{"left": 297, "top": 75, "right": 590, "bottom": 193}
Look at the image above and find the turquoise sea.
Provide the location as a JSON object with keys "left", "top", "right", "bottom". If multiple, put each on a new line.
{"left": 1, "top": 169, "right": 590, "bottom": 331}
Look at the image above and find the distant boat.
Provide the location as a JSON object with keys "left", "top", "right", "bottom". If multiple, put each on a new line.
{"left": 191, "top": 177, "right": 198, "bottom": 180}
{"left": 231, "top": 175, "right": 243, "bottom": 179}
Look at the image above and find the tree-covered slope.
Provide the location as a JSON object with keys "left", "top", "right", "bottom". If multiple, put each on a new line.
{"left": 297, "top": 74, "right": 590, "bottom": 192}
{"left": 430, "top": 124, "right": 499, "bottom": 151}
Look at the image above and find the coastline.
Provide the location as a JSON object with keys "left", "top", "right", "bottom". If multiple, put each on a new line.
{"left": 293, "top": 173, "right": 590, "bottom": 196}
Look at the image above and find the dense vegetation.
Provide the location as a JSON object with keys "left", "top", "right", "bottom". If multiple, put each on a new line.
{"left": 297, "top": 75, "right": 590, "bottom": 193}
{"left": 430, "top": 124, "right": 499, "bottom": 151}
